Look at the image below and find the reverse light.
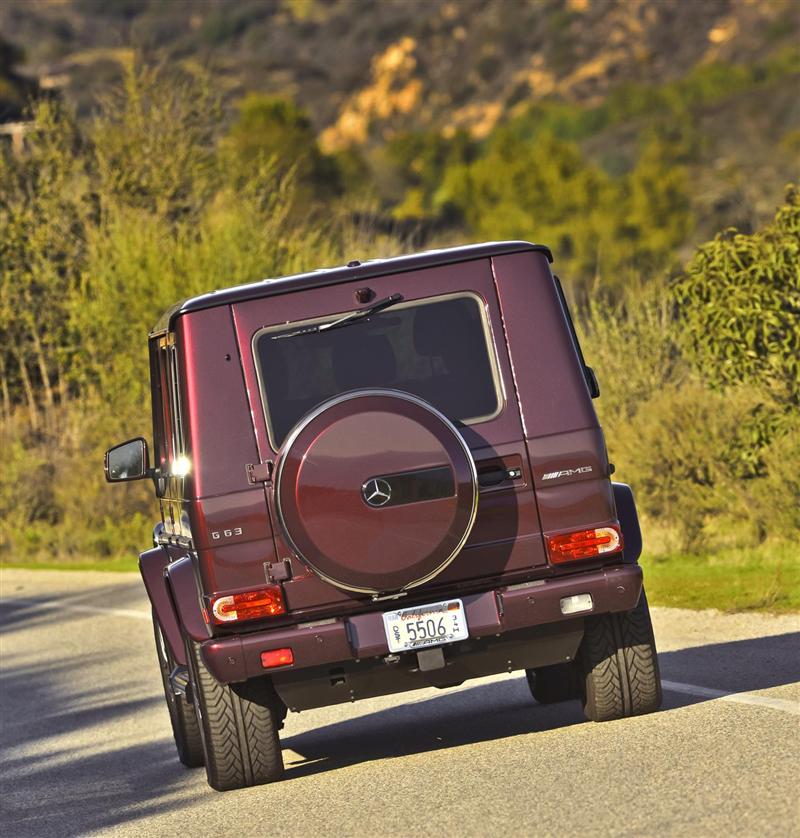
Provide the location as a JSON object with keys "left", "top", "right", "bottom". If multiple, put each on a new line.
{"left": 560, "top": 593, "right": 594, "bottom": 615}
{"left": 210, "top": 586, "right": 286, "bottom": 624}
{"left": 260, "top": 648, "right": 294, "bottom": 669}
{"left": 547, "top": 525, "right": 623, "bottom": 564}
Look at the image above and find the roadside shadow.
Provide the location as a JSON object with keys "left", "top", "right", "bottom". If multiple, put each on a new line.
{"left": 657, "top": 631, "right": 800, "bottom": 694}
{"left": 282, "top": 631, "right": 800, "bottom": 780}
{"left": 2, "top": 613, "right": 797, "bottom": 833}
{"left": 1, "top": 650, "right": 203, "bottom": 837}
{"left": 0, "top": 583, "right": 147, "bottom": 636}
{"left": 1, "top": 656, "right": 162, "bottom": 752}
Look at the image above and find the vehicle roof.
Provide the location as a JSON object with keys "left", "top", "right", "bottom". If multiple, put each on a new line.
{"left": 151, "top": 240, "right": 552, "bottom": 336}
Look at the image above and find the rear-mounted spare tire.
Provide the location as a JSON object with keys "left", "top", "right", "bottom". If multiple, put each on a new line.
{"left": 274, "top": 389, "right": 478, "bottom": 595}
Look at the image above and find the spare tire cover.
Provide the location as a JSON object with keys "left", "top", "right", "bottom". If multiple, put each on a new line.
{"left": 274, "top": 389, "right": 478, "bottom": 594}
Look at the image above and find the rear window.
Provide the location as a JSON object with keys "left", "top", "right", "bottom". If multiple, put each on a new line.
{"left": 254, "top": 293, "right": 502, "bottom": 448}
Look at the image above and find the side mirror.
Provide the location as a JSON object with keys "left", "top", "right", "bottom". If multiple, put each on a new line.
{"left": 585, "top": 366, "right": 600, "bottom": 399}
{"left": 105, "top": 437, "right": 150, "bottom": 482}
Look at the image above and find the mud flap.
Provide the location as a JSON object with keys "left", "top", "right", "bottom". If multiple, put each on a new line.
{"left": 612, "top": 482, "right": 642, "bottom": 563}
{"left": 139, "top": 546, "right": 185, "bottom": 664}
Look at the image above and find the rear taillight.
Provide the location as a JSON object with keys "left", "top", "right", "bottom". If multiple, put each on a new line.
{"left": 547, "top": 525, "right": 623, "bottom": 564}
{"left": 261, "top": 648, "right": 294, "bottom": 669}
{"left": 210, "top": 586, "right": 286, "bottom": 624}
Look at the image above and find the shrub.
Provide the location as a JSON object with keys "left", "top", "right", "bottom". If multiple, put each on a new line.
{"left": 0, "top": 67, "right": 347, "bottom": 563}
{"left": 220, "top": 93, "right": 342, "bottom": 203}
{"left": 610, "top": 381, "right": 780, "bottom": 550}
{"left": 673, "top": 184, "right": 800, "bottom": 404}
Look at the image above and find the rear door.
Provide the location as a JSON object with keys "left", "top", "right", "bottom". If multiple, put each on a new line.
{"left": 232, "top": 257, "right": 547, "bottom": 612}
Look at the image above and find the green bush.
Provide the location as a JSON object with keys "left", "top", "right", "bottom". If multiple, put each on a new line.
{"left": 220, "top": 93, "right": 342, "bottom": 204}
{"left": 752, "top": 423, "right": 800, "bottom": 535}
{"left": 429, "top": 127, "right": 693, "bottom": 294}
{"left": 576, "top": 280, "right": 686, "bottom": 425}
{"left": 673, "top": 185, "right": 800, "bottom": 404}
{"left": 576, "top": 185, "right": 800, "bottom": 553}
{"left": 610, "top": 381, "right": 780, "bottom": 550}
{"left": 0, "top": 66, "right": 375, "bottom": 563}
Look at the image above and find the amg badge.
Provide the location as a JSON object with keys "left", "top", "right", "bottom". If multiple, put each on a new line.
{"left": 542, "top": 466, "right": 593, "bottom": 480}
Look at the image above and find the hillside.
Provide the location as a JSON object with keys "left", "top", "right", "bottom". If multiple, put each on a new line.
{"left": 0, "top": 0, "right": 796, "bottom": 134}
{"left": 1, "top": 0, "right": 797, "bottom": 253}
{"left": 0, "top": 0, "right": 800, "bottom": 132}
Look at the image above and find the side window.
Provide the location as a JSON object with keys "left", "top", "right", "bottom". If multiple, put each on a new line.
{"left": 166, "top": 342, "right": 186, "bottom": 463}
{"left": 149, "top": 341, "right": 168, "bottom": 474}
{"left": 150, "top": 335, "right": 186, "bottom": 476}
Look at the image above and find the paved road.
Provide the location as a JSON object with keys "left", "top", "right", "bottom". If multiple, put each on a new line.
{"left": 1, "top": 568, "right": 798, "bottom": 838}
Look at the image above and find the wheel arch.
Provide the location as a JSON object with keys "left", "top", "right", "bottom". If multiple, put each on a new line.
{"left": 140, "top": 547, "right": 210, "bottom": 665}
{"left": 139, "top": 546, "right": 185, "bottom": 664}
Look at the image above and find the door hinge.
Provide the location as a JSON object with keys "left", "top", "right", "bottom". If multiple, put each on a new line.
{"left": 265, "top": 559, "right": 292, "bottom": 583}
{"left": 246, "top": 460, "right": 274, "bottom": 484}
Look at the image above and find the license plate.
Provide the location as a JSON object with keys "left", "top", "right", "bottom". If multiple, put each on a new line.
{"left": 382, "top": 599, "right": 468, "bottom": 653}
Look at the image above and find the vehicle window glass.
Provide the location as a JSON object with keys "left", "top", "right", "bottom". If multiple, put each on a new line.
{"left": 255, "top": 294, "right": 502, "bottom": 448}
{"left": 152, "top": 337, "right": 186, "bottom": 473}
{"left": 166, "top": 344, "right": 185, "bottom": 459}
{"left": 149, "top": 342, "right": 168, "bottom": 473}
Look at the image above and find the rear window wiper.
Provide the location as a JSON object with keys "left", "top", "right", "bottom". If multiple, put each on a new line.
{"left": 272, "top": 293, "right": 403, "bottom": 340}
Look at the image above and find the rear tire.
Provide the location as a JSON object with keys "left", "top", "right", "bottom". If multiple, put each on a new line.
{"left": 186, "top": 639, "right": 285, "bottom": 791}
{"left": 152, "top": 618, "right": 204, "bottom": 768}
{"left": 577, "top": 591, "right": 662, "bottom": 722}
{"left": 525, "top": 662, "right": 581, "bottom": 704}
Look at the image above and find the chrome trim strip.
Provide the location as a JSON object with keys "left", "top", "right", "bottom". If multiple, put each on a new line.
{"left": 296, "top": 618, "right": 338, "bottom": 630}
{"left": 504, "top": 579, "right": 547, "bottom": 591}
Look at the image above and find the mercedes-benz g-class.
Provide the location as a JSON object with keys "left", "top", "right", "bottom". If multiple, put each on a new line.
{"left": 105, "top": 241, "right": 661, "bottom": 792}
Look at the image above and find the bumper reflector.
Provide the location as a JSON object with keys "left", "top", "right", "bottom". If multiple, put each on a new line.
{"left": 210, "top": 585, "right": 286, "bottom": 624}
{"left": 560, "top": 593, "right": 594, "bottom": 615}
{"left": 547, "top": 525, "right": 623, "bottom": 563}
{"left": 261, "top": 648, "right": 294, "bottom": 669}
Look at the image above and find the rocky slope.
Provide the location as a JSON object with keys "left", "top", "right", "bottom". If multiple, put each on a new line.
{"left": 1, "top": 0, "right": 797, "bottom": 143}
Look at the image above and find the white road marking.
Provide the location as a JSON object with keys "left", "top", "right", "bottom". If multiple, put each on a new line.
{"left": 662, "top": 679, "right": 799, "bottom": 715}
{"left": 2, "top": 597, "right": 151, "bottom": 621}
{"left": 5, "top": 596, "right": 798, "bottom": 715}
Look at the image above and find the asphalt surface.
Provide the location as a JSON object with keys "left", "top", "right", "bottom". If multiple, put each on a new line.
{"left": 1, "top": 568, "right": 799, "bottom": 838}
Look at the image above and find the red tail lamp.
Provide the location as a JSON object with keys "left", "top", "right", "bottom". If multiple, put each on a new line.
{"left": 547, "top": 525, "right": 623, "bottom": 564}
{"left": 210, "top": 586, "right": 286, "bottom": 624}
{"left": 261, "top": 648, "right": 294, "bottom": 669}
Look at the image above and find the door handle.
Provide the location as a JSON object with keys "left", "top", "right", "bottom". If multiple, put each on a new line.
{"left": 478, "top": 466, "right": 522, "bottom": 488}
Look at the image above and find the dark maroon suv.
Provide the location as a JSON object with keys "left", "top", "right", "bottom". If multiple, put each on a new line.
{"left": 105, "top": 241, "right": 661, "bottom": 792}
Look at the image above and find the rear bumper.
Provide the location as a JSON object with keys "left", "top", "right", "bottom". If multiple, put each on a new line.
{"left": 200, "top": 563, "right": 642, "bottom": 687}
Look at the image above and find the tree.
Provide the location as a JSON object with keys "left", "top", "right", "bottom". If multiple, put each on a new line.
{"left": 221, "top": 93, "right": 340, "bottom": 203}
{"left": 0, "top": 100, "right": 86, "bottom": 429}
{"left": 0, "top": 36, "right": 38, "bottom": 122}
{"left": 673, "top": 184, "right": 800, "bottom": 404}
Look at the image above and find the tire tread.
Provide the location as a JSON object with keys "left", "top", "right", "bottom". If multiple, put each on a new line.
{"left": 187, "top": 641, "right": 284, "bottom": 791}
{"left": 578, "top": 591, "right": 662, "bottom": 722}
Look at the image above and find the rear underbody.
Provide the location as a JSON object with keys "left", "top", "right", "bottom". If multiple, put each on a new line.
{"left": 203, "top": 564, "right": 642, "bottom": 710}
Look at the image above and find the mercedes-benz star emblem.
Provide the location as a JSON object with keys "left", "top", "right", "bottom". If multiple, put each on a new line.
{"left": 362, "top": 478, "right": 392, "bottom": 507}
